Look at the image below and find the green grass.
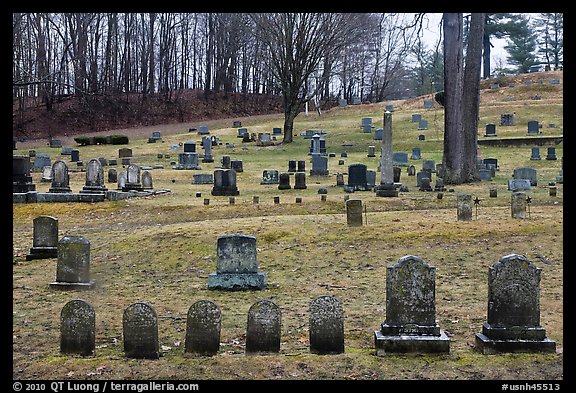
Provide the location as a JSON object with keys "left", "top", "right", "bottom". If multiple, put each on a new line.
{"left": 13, "top": 78, "right": 563, "bottom": 381}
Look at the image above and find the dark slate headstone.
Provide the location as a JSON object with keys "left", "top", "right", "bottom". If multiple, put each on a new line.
{"left": 33, "top": 153, "right": 51, "bottom": 171}
{"left": 26, "top": 216, "right": 58, "bottom": 260}
{"left": 423, "top": 99, "right": 434, "bottom": 109}
{"left": 207, "top": 234, "right": 267, "bottom": 291}
{"left": 211, "top": 169, "right": 239, "bottom": 196}
{"left": 50, "top": 236, "right": 95, "bottom": 290}
{"left": 123, "top": 302, "right": 160, "bottom": 359}
{"left": 174, "top": 152, "right": 201, "bottom": 170}
{"left": 310, "top": 154, "right": 329, "bottom": 176}
{"left": 231, "top": 160, "right": 244, "bottom": 173}
{"left": 418, "top": 134, "right": 425, "bottom": 141}
{"left": 346, "top": 164, "right": 369, "bottom": 191}
{"left": 411, "top": 147, "right": 421, "bottom": 160}
{"left": 118, "top": 147, "right": 132, "bottom": 158}
{"left": 192, "top": 173, "right": 214, "bottom": 185}
{"left": 246, "top": 300, "right": 282, "bottom": 354}
{"left": 108, "top": 168, "right": 118, "bottom": 183}
{"left": 185, "top": 300, "right": 221, "bottom": 356}
{"left": 545, "top": 147, "right": 557, "bottom": 160}
{"left": 475, "top": 254, "right": 556, "bottom": 354}
{"left": 346, "top": 199, "right": 363, "bottom": 227}
{"left": 294, "top": 172, "right": 307, "bottom": 189}
{"left": 527, "top": 120, "right": 540, "bottom": 134}
{"left": 309, "top": 295, "right": 344, "bottom": 354}
{"left": 500, "top": 114, "right": 515, "bottom": 126}
{"left": 374, "top": 128, "right": 383, "bottom": 140}
{"left": 418, "top": 119, "right": 428, "bottom": 130}
{"left": 457, "top": 193, "right": 473, "bottom": 221}
{"left": 530, "top": 147, "right": 541, "bottom": 160}
{"left": 60, "top": 299, "right": 96, "bottom": 356}
{"left": 513, "top": 167, "right": 537, "bottom": 186}
{"left": 13, "top": 156, "right": 36, "bottom": 193}
{"left": 485, "top": 123, "right": 497, "bottom": 137}
{"left": 261, "top": 170, "right": 279, "bottom": 185}
{"left": 411, "top": 114, "right": 422, "bottom": 122}
{"left": 278, "top": 173, "right": 291, "bottom": 190}
{"left": 375, "top": 255, "right": 450, "bottom": 355}
{"left": 392, "top": 152, "right": 409, "bottom": 167}
{"left": 288, "top": 160, "right": 297, "bottom": 173}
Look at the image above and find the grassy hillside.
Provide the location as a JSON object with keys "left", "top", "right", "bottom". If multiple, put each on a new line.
{"left": 12, "top": 71, "right": 563, "bottom": 382}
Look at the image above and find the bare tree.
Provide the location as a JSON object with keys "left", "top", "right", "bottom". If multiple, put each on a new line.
{"left": 250, "top": 13, "right": 365, "bottom": 143}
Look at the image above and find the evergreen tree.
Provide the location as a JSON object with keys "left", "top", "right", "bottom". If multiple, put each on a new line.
{"left": 505, "top": 14, "right": 538, "bottom": 74}
{"left": 535, "top": 13, "right": 563, "bottom": 70}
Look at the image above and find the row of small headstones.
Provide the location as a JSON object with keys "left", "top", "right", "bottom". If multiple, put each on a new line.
{"left": 60, "top": 296, "right": 344, "bottom": 358}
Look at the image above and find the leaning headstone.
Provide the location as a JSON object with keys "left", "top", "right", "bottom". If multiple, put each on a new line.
{"left": 346, "top": 199, "right": 363, "bottom": 227}
{"left": 50, "top": 236, "right": 95, "bottom": 290}
{"left": 123, "top": 302, "right": 160, "bottom": 359}
{"left": 457, "top": 193, "right": 473, "bottom": 221}
{"left": 511, "top": 192, "right": 527, "bottom": 219}
{"left": 207, "top": 234, "right": 267, "bottom": 290}
{"left": 26, "top": 216, "right": 59, "bottom": 260}
{"left": 374, "top": 255, "right": 450, "bottom": 355}
{"left": 49, "top": 160, "right": 72, "bottom": 193}
{"left": 246, "top": 300, "right": 281, "bottom": 354}
{"left": 60, "top": 299, "right": 96, "bottom": 356}
{"left": 309, "top": 295, "right": 344, "bottom": 354}
{"left": 80, "top": 158, "right": 107, "bottom": 194}
{"left": 185, "top": 300, "right": 221, "bottom": 356}
{"left": 475, "top": 254, "right": 556, "bottom": 354}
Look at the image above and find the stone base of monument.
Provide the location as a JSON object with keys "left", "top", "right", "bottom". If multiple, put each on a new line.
{"left": 474, "top": 322, "right": 556, "bottom": 354}
{"left": 211, "top": 187, "right": 240, "bottom": 196}
{"left": 374, "top": 183, "right": 399, "bottom": 197}
{"left": 26, "top": 247, "right": 58, "bottom": 260}
{"left": 49, "top": 280, "right": 96, "bottom": 290}
{"left": 207, "top": 273, "right": 267, "bottom": 291}
{"left": 80, "top": 186, "right": 108, "bottom": 194}
{"left": 374, "top": 329, "right": 450, "bottom": 355}
{"left": 173, "top": 165, "right": 202, "bottom": 170}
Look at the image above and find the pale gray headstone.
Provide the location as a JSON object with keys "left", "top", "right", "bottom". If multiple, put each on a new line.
{"left": 50, "top": 235, "right": 95, "bottom": 289}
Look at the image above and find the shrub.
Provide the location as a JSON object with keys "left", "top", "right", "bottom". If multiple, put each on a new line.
{"left": 74, "top": 136, "right": 91, "bottom": 146}
{"left": 109, "top": 134, "right": 129, "bottom": 145}
{"left": 94, "top": 136, "right": 108, "bottom": 145}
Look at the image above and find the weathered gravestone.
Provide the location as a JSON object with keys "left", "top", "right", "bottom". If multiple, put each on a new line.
{"left": 117, "top": 172, "right": 127, "bottom": 191}
{"left": 475, "top": 254, "right": 556, "bottom": 354}
{"left": 508, "top": 179, "right": 531, "bottom": 191}
{"left": 457, "top": 193, "right": 473, "bottom": 221}
{"left": 60, "top": 299, "right": 96, "bottom": 356}
{"left": 309, "top": 295, "right": 344, "bottom": 354}
{"left": 346, "top": 199, "right": 363, "bottom": 227}
{"left": 411, "top": 114, "right": 422, "bottom": 123}
{"left": 184, "top": 300, "right": 221, "bottom": 356}
{"left": 26, "top": 216, "right": 58, "bottom": 260}
{"left": 40, "top": 166, "right": 52, "bottom": 182}
{"left": 118, "top": 147, "right": 132, "bottom": 158}
{"left": 202, "top": 136, "right": 214, "bottom": 163}
{"left": 513, "top": 167, "right": 537, "bottom": 186}
{"left": 33, "top": 153, "right": 51, "bottom": 171}
{"left": 500, "top": 113, "right": 515, "bottom": 126}
{"left": 13, "top": 156, "right": 36, "bottom": 193}
{"left": 246, "top": 300, "right": 282, "bottom": 354}
{"left": 374, "top": 255, "right": 450, "bottom": 355}
{"left": 310, "top": 154, "right": 329, "bottom": 176}
{"left": 174, "top": 151, "right": 201, "bottom": 170}
{"left": 392, "top": 152, "right": 409, "bottom": 167}
{"left": 141, "top": 171, "right": 153, "bottom": 189}
{"left": 108, "top": 168, "right": 118, "bottom": 183}
{"left": 50, "top": 236, "right": 96, "bottom": 290}
{"left": 192, "top": 173, "right": 214, "bottom": 185}
{"left": 122, "top": 164, "right": 143, "bottom": 191}
{"left": 418, "top": 119, "right": 428, "bottom": 130}
{"left": 80, "top": 158, "right": 107, "bottom": 194}
{"left": 511, "top": 192, "right": 527, "bottom": 219}
{"left": 207, "top": 234, "right": 267, "bottom": 290}
{"left": 49, "top": 160, "right": 72, "bottom": 193}
{"left": 123, "top": 302, "right": 160, "bottom": 359}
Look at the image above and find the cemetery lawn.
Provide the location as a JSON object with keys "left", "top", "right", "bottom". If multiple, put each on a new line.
{"left": 13, "top": 71, "right": 563, "bottom": 381}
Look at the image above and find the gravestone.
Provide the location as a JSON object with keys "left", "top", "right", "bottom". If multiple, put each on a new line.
{"left": 483, "top": 158, "right": 498, "bottom": 173}
{"left": 408, "top": 165, "right": 416, "bottom": 176}
{"left": 272, "top": 127, "right": 282, "bottom": 135}
{"left": 411, "top": 147, "right": 421, "bottom": 160}
{"left": 361, "top": 117, "right": 373, "bottom": 133}
{"left": 192, "top": 174, "right": 214, "bottom": 184}
{"left": 418, "top": 175, "right": 433, "bottom": 192}
{"left": 49, "top": 160, "right": 72, "bottom": 193}
{"left": 530, "top": 147, "right": 541, "bottom": 160}
{"left": 294, "top": 172, "right": 307, "bottom": 189}
{"left": 211, "top": 169, "right": 239, "bottom": 196}
{"left": 418, "top": 134, "right": 426, "bottom": 141}
{"left": 423, "top": 99, "right": 434, "bottom": 109}
{"left": 346, "top": 164, "right": 369, "bottom": 192}
{"left": 231, "top": 160, "right": 244, "bottom": 173}
{"left": 339, "top": 98, "right": 347, "bottom": 107}
{"left": 411, "top": 114, "right": 421, "bottom": 122}
{"left": 40, "top": 166, "right": 52, "bottom": 182}
{"left": 261, "top": 170, "right": 280, "bottom": 185}
{"left": 310, "top": 154, "right": 329, "bottom": 176}
{"left": 527, "top": 120, "right": 540, "bottom": 134}
{"left": 141, "top": 171, "right": 153, "bottom": 189}
{"left": 80, "top": 159, "right": 107, "bottom": 194}
{"left": 422, "top": 160, "right": 436, "bottom": 173}
{"left": 500, "top": 114, "right": 515, "bottom": 126}
{"left": 418, "top": 119, "right": 428, "bottom": 130}
{"left": 336, "top": 173, "right": 345, "bottom": 186}
{"left": 485, "top": 123, "right": 497, "bottom": 137}
{"left": 70, "top": 150, "right": 80, "bottom": 162}
{"left": 237, "top": 128, "right": 248, "bottom": 138}
{"left": 207, "top": 234, "right": 267, "bottom": 290}
{"left": 123, "top": 302, "right": 160, "bottom": 359}
{"left": 246, "top": 300, "right": 281, "bottom": 354}
{"left": 278, "top": 173, "right": 291, "bottom": 190}
{"left": 60, "top": 299, "right": 96, "bottom": 356}
{"left": 374, "top": 255, "right": 450, "bottom": 355}
{"left": 511, "top": 192, "right": 527, "bottom": 219}
{"left": 545, "top": 147, "right": 557, "bottom": 160}
{"left": 221, "top": 155, "right": 231, "bottom": 169}
{"left": 202, "top": 136, "right": 214, "bottom": 163}
{"left": 475, "top": 254, "right": 556, "bottom": 354}
{"left": 174, "top": 152, "right": 201, "bottom": 170}
{"left": 198, "top": 125, "right": 209, "bottom": 135}
{"left": 513, "top": 167, "right": 537, "bottom": 186}
{"left": 118, "top": 147, "right": 132, "bottom": 158}
{"left": 385, "top": 104, "right": 394, "bottom": 112}
{"left": 26, "top": 216, "right": 59, "bottom": 260}
{"left": 392, "top": 152, "right": 409, "bottom": 167}
{"left": 508, "top": 179, "right": 531, "bottom": 191}
{"left": 33, "top": 153, "right": 51, "bottom": 171}
{"left": 374, "top": 128, "right": 383, "bottom": 140}
{"left": 297, "top": 160, "right": 306, "bottom": 173}
{"left": 479, "top": 169, "right": 492, "bottom": 181}
{"left": 122, "top": 164, "right": 143, "bottom": 191}
{"left": 50, "top": 235, "right": 95, "bottom": 290}
{"left": 346, "top": 199, "right": 363, "bottom": 227}
{"left": 309, "top": 295, "right": 344, "bottom": 354}
{"left": 288, "top": 160, "right": 297, "bottom": 173}
{"left": 61, "top": 147, "right": 73, "bottom": 155}
{"left": 108, "top": 168, "right": 118, "bottom": 183}
{"left": 457, "top": 194, "right": 473, "bottom": 221}
{"left": 367, "top": 146, "right": 376, "bottom": 157}
{"left": 117, "top": 172, "right": 127, "bottom": 190}
{"left": 185, "top": 300, "right": 221, "bottom": 356}
{"left": 13, "top": 156, "right": 36, "bottom": 193}
{"left": 374, "top": 110, "right": 399, "bottom": 197}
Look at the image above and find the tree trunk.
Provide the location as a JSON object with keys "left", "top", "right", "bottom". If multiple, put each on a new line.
{"left": 442, "top": 13, "right": 464, "bottom": 184}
